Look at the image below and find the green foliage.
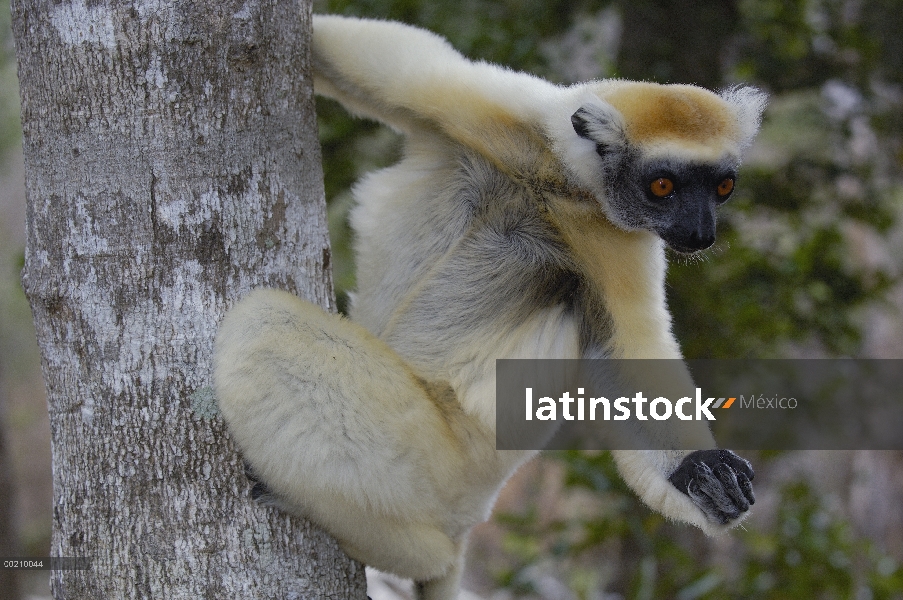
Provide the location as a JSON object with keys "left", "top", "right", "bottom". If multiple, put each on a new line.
{"left": 315, "top": 0, "right": 581, "bottom": 71}
{"left": 492, "top": 453, "right": 903, "bottom": 599}
{"left": 0, "top": 0, "right": 21, "bottom": 157}
{"left": 733, "top": 481, "right": 903, "bottom": 599}
{"left": 611, "top": 0, "right": 739, "bottom": 88}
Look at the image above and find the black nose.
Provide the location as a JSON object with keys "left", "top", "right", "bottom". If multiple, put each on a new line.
{"left": 685, "top": 229, "right": 715, "bottom": 251}
{"left": 662, "top": 227, "right": 716, "bottom": 254}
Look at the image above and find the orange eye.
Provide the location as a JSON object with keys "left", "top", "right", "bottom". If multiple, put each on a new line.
{"left": 650, "top": 178, "right": 674, "bottom": 197}
{"left": 717, "top": 177, "right": 735, "bottom": 197}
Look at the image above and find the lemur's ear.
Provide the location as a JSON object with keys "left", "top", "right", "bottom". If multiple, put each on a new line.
{"left": 719, "top": 86, "right": 768, "bottom": 150}
{"left": 571, "top": 103, "right": 627, "bottom": 158}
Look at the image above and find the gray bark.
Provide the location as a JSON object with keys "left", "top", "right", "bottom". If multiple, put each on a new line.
{"left": 11, "top": 0, "right": 366, "bottom": 597}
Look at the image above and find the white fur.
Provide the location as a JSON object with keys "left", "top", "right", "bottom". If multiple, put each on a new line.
{"left": 215, "top": 15, "right": 765, "bottom": 600}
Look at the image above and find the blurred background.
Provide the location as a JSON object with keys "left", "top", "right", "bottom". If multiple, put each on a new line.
{"left": 2, "top": 0, "right": 903, "bottom": 598}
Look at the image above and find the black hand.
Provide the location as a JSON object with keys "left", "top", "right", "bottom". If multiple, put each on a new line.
{"left": 668, "top": 449, "right": 755, "bottom": 525}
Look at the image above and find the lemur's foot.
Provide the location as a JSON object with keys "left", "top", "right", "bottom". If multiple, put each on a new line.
{"left": 244, "top": 461, "right": 278, "bottom": 505}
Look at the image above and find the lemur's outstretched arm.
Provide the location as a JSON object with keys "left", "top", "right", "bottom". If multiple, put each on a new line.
{"left": 312, "top": 15, "right": 558, "bottom": 156}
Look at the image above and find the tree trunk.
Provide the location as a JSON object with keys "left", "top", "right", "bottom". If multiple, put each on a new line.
{"left": 11, "top": 0, "right": 366, "bottom": 597}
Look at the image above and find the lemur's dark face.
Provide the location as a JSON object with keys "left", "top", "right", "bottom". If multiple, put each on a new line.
{"left": 623, "top": 157, "right": 738, "bottom": 254}
{"left": 571, "top": 104, "right": 742, "bottom": 254}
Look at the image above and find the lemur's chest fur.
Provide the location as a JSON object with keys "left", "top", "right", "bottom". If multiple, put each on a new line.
{"left": 349, "top": 124, "right": 674, "bottom": 371}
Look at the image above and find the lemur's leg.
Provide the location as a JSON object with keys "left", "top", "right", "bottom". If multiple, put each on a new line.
{"left": 328, "top": 503, "right": 460, "bottom": 583}
{"left": 214, "top": 288, "right": 481, "bottom": 582}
